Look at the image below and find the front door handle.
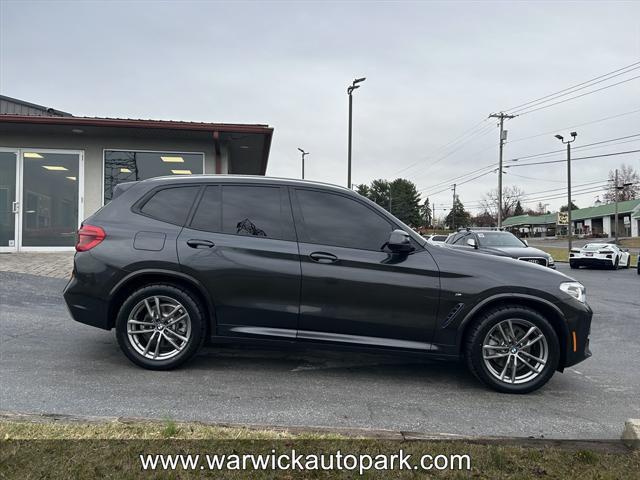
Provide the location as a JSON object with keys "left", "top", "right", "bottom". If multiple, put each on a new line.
{"left": 309, "top": 252, "right": 338, "bottom": 264}
{"left": 11, "top": 201, "right": 19, "bottom": 214}
{"left": 186, "top": 239, "right": 215, "bottom": 249}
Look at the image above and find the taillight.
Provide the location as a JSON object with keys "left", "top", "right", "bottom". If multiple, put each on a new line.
{"left": 76, "top": 225, "right": 106, "bottom": 252}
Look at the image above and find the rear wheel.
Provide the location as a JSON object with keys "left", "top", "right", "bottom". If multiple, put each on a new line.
{"left": 612, "top": 257, "right": 619, "bottom": 270}
{"left": 569, "top": 261, "right": 578, "bottom": 269}
{"left": 465, "top": 305, "right": 560, "bottom": 394}
{"left": 115, "top": 284, "right": 205, "bottom": 370}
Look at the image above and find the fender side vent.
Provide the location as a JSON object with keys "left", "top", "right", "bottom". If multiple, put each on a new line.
{"left": 442, "top": 302, "right": 464, "bottom": 328}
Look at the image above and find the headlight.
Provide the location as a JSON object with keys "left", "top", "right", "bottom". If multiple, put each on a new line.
{"left": 560, "top": 282, "right": 586, "bottom": 303}
{"left": 548, "top": 255, "right": 555, "bottom": 265}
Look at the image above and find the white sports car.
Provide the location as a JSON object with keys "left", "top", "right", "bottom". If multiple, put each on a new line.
{"left": 569, "top": 243, "right": 631, "bottom": 269}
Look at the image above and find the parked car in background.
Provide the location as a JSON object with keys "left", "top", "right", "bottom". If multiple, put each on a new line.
{"left": 569, "top": 243, "right": 631, "bottom": 270}
{"left": 424, "top": 234, "right": 448, "bottom": 246}
{"left": 444, "top": 229, "right": 555, "bottom": 268}
{"left": 64, "top": 176, "right": 591, "bottom": 393}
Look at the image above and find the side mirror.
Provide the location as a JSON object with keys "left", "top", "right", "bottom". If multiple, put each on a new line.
{"left": 386, "top": 229, "right": 414, "bottom": 253}
{"left": 466, "top": 238, "right": 478, "bottom": 249}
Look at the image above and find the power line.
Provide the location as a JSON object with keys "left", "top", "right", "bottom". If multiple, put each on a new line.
{"left": 506, "top": 148, "right": 640, "bottom": 168}
{"left": 389, "top": 118, "right": 490, "bottom": 177}
{"left": 514, "top": 74, "right": 640, "bottom": 117}
{"left": 507, "top": 107, "right": 640, "bottom": 144}
{"left": 504, "top": 61, "right": 640, "bottom": 113}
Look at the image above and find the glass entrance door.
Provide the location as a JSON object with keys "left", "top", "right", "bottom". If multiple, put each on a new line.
{"left": 0, "top": 150, "right": 19, "bottom": 252}
{"left": 20, "top": 150, "right": 83, "bottom": 249}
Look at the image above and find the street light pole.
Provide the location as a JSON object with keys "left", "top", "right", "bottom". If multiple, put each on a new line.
{"left": 555, "top": 132, "right": 577, "bottom": 251}
{"left": 347, "top": 77, "right": 366, "bottom": 189}
{"left": 297, "top": 148, "right": 309, "bottom": 180}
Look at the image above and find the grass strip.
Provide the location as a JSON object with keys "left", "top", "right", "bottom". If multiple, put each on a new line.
{"left": 1, "top": 419, "right": 639, "bottom": 479}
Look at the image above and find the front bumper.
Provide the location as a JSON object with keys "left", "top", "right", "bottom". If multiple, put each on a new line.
{"left": 562, "top": 302, "right": 593, "bottom": 368}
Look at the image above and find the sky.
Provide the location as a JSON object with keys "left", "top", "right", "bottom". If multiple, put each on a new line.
{"left": 1, "top": 0, "right": 639, "bottom": 219}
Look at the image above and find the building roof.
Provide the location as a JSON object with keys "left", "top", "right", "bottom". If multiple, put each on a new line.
{"left": 502, "top": 213, "right": 557, "bottom": 227}
{"left": 0, "top": 95, "right": 72, "bottom": 117}
{"left": 503, "top": 198, "right": 640, "bottom": 226}
{"left": 0, "top": 113, "right": 272, "bottom": 134}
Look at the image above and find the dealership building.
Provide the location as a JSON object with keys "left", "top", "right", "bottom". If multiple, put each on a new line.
{"left": 0, "top": 95, "right": 273, "bottom": 252}
{"left": 503, "top": 198, "right": 640, "bottom": 238}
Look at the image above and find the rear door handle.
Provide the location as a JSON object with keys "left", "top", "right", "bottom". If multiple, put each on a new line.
{"left": 186, "top": 239, "right": 215, "bottom": 249}
{"left": 309, "top": 252, "right": 338, "bottom": 264}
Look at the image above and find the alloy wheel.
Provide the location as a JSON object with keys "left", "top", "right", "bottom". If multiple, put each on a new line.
{"left": 126, "top": 295, "right": 191, "bottom": 360}
{"left": 482, "top": 318, "right": 549, "bottom": 385}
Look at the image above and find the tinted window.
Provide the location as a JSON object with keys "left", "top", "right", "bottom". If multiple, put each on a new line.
{"left": 453, "top": 233, "right": 473, "bottom": 245}
{"left": 222, "top": 186, "right": 290, "bottom": 240}
{"left": 295, "top": 189, "right": 393, "bottom": 250}
{"left": 140, "top": 186, "right": 199, "bottom": 225}
{"left": 103, "top": 150, "right": 203, "bottom": 203}
{"left": 190, "top": 186, "right": 221, "bottom": 232}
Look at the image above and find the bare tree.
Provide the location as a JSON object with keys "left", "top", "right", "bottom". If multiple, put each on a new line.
{"left": 603, "top": 164, "right": 639, "bottom": 203}
{"left": 480, "top": 186, "right": 526, "bottom": 220}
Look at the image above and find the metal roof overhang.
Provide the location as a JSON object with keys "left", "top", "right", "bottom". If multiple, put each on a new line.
{"left": 0, "top": 114, "right": 274, "bottom": 174}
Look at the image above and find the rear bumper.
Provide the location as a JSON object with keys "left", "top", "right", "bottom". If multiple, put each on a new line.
{"left": 63, "top": 274, "right": 111, "bottom": 330}
{"left": 570, "top": 257, "right": 612, "bottom": 267}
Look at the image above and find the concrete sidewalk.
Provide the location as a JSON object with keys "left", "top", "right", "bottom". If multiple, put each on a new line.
{"left": 0, "top": 252, "right": 73, "bottom": 279}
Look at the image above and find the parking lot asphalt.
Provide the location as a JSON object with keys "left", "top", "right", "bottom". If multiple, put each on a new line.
{"left": 1, "top": 264, "right": 638, "bottom": 439}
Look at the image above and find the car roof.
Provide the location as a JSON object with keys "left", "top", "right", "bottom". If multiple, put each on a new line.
{"left": 583, "top": 243, "right": 613, "bottom": 248}
{"left": 139, "top": 174, "right": 353, "bottom": 194}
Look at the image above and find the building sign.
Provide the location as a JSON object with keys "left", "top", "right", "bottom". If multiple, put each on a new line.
{"left": 557, "top": 212, "right": 568, "bottom": 225}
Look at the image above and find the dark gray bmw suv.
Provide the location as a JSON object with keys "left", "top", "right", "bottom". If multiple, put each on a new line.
{"left": 64, "top": 175, "right": 592, "bottom": 393}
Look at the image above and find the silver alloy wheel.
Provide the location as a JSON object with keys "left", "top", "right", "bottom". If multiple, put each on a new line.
{"left": 482, "top": 318, "right": 549, "bottom": 385}
{"left": 127, "top": 295, "right": 191, "bottom": 361}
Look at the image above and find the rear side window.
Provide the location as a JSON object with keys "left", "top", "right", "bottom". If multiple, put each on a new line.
{"left": 139, "top": 186, "right": 199, "bottom": 225}
{"left": 189, "top": 184, "right": 295, "bottom": 241}
{"left": 294, "top": 189, "right": 393, "bottom": 251}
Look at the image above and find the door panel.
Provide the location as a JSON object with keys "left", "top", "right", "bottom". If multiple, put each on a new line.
{"left": 292, "top": 187, "right": 440, "bottom": 349}
{"left": 177, "top": 184, "right": 301, "bottom": 340}
{"left": 298, "top": 244, "right": 440, "bottom": 347}
{"left": 0, "top": 151, "right": 18, "bottom": 251}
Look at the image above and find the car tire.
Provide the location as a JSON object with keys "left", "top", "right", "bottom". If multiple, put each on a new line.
{"left": 465, "top": 304, "right": 560, "bottom": 394}
{"left": 612, "top": 257, "right": 619, "bottom": 270}
{"left": 115, "top": 284, "right": 205, "bottom": 370}
{"left": 569, "top": 261, "right": 578, "bottom": 269}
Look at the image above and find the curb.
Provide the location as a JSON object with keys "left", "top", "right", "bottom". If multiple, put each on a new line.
{"left": 0, "top": 411, "right": 632, "bottom": 453}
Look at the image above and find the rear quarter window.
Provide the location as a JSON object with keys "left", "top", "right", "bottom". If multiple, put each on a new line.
{"left": 139, "top": 186, "right": 200, "bottom": 226}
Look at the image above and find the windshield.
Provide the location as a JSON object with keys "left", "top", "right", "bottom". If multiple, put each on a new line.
{"left": 477, "top": 232, "right": 526, "bottom": 247}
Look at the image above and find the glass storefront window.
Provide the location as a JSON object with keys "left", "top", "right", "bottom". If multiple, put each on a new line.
{"left": 22, "top": 151, "right": 80, "bottom": 247}
{"left": 103, "top": 150, "right": 204, "bottom": 203}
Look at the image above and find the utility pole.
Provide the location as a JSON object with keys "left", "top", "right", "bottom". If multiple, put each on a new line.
{"left": 297, "top": 148, "right": 309, "bottom": 180}
{"left": 555, "top": 132, "right": 577, "bottom": 251}
{"left": 347, "top": 77, "right": 366, "bottom": 189}
{"left": 615, "top": 169, "right": 619, "bottom": 244}
{"left": 612, "top": 169, "right": 634, "bottom": 244}
{"left": 489, "top": 112, "right": 516, "bottom": 228}
{"left": 451, "top": 183, "right": 457, "bottom": 230}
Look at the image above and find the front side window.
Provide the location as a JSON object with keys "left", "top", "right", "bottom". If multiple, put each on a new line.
{"left": 295, "top": 189, "right": 393, "bottom": 251}
{"left": 104, "top": 150, "right": 204, "bottom": 203}
{"left": 140, "top": 186, "right": 199, "bottom": 226}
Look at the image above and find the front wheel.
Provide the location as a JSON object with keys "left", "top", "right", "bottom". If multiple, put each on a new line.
{"left": 115, "top": 284, "right": 205, "bottom": 370}
{"left": 465, "top": 305, "right": 560, "bottom": 394}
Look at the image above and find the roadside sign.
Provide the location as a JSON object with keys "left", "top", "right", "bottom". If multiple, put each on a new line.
{"left": 557, "top": 212, "right": 568, "bottom": 225}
